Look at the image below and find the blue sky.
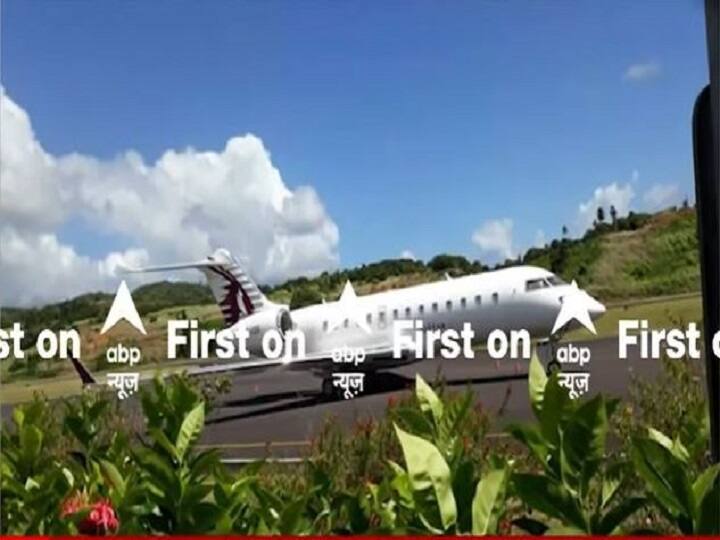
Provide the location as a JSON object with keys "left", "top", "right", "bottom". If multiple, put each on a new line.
{"left": 1, "top": 1, "right": 710, "bottom": 280}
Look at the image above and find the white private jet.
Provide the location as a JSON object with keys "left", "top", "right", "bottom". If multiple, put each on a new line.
{"left": 69, "top": 248, "right": 606, "bottom": 394}
{"left": 70, "top": 248, "right": 605, "bottom": 395}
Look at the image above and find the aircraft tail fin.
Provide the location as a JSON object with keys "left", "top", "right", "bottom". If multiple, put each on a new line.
{"left": 124, "top": 248, "right": 269, "bottom": 326}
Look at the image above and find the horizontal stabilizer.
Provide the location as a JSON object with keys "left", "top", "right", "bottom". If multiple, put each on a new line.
{"left": 120, "top": 260, "right": 218, "bottom": 273}
{"left": 120, "top": 248, "right": 269, "bottom": 326}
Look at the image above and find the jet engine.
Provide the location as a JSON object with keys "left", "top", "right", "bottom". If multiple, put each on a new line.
{"left": 237, "top": 306, "right": 294, "bottom": 354}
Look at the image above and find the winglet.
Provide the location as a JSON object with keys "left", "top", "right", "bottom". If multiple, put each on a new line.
{"left": 69, "top": 355, "right": 97, "bottom": 386}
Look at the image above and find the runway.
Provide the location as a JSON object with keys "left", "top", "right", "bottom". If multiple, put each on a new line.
{"left": 0, "top": 337, "right": 692, "bottom": 459}
{"left": 199, "top": 337, "right": 673, "bottom": 458}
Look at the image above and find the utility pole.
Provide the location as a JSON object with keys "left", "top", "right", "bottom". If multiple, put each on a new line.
{"left": 693, "top": 0, "right": 719, "bottom": 465}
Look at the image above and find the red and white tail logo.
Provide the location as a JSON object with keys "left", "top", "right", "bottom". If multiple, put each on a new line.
{"left": 122, "top": 248, "right": 269, "bottom": 328}
{"left": 201, "top": 249, "right": 267, "bottom": 326}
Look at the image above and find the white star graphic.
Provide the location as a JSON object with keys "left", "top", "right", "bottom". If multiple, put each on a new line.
{"left": 551, "top": 280, "right": 597, "bottom": 335}
{"left": 327, "top": 281, "right": 372, "bottom": 334}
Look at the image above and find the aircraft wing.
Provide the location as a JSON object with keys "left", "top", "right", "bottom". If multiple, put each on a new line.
{"left": 69, "top": 343, "right": 413, "bottom": 386}
{"left": 186, "top": 342, "right": 409, "bottom": 377}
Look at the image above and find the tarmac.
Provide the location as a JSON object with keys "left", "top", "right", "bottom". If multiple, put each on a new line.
{"left": 198, "top": 337, "right": 676, "bottom": 458}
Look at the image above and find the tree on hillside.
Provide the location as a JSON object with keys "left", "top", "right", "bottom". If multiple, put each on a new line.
{"left": 346, "top": 259, "right": 426, "bottom": 283}
{"left": 290, "top": 286, "right": 323, "bottom": 310}
{"left": 427, "top": 254, "right": 472, "bottom": 275}
{"left": 562, "top": 225, "right": 568, "bottom": 238}
{"left": 596, "top": 206, "right": 605, "bottom": 224}
{"left": 549, "top": 239, "right": 568, "bottom": 276}
{"left": 610, "top": 205, "right": 617, "bottom": 227}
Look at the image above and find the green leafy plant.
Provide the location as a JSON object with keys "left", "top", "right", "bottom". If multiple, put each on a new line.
{"left": 614, "top": 353, "right": 710, "bottom": 473}
{"left": 128, "top": 376, "right": 223, "bottom": 533}
{"left": 384, "top": 375, "right": 510, "bottom": 534}
{"left": 0, "top": 396, "right": 73, "bottom": 534}
{"left": 632, "top": 427, "right": 719, "bottom": 535}
{"left": 508, "top": 355, "right": 645, "bottom": 535}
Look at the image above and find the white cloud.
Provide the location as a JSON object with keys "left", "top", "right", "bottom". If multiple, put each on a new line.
{"left": 623, "top": 62, "right": 661, "bottom": 82}
{"left": 575, "top": 174, "right": 687, "bottom": 235}
{"left": 642, "top": 183, "right": 684, "bottom": 211}
{"left": 0, "top": 92, "right": 340, "bottom": 306}
{"left": 577, "top": 182, "right": 635, "bottom": 231}
{"left": 0, "top": 227, "right": 150, "bottom": 307}
{"left": 399, "top": 249, "right": 416, "bottom": 260}
{"left": 534, "top": 229, "right": 547, "bottom": 248}
{"left": 471, "top": 219, "right": 514, "bottom": 260}
{"left": 1, "top": 94, "right": 68, "bottom": 230}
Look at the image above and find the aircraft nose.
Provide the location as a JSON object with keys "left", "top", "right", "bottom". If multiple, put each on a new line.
{"left": 588, "top": 297, "right": 606, "bottom": 318}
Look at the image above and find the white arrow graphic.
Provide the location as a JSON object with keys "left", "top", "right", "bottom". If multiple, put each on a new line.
{"left": 101, "top": 280, "right": 146, "bottom": 335}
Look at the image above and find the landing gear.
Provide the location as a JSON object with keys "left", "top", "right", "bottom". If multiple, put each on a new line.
{"left": 321, "top": 377, "right": 335, "bottom": 398}
{"left": 546, "top": 359, "right": 562, "bottom": 375}
{"left": 537, "top": 335, "right": 562, "bottom": 375}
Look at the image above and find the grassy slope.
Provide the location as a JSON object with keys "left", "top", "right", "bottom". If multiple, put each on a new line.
{"left": 565, "top": 293, "right": 701, "bottom": 341}
{"left": 588, "top": 209, "right": 699, "bottom": 300}
{"left": 522, "top": 208, "right": 699, "bottom": 301}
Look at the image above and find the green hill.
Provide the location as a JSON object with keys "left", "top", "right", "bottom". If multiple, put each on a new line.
{"left": 2, "top": 282, "right": 214, "bottom": 348}
{"left": 523, "top": 208, "right": 698, "bottom": 300}
{"left": 270, "top": 207, "right": 699, "bottom": 308}
{"left": 1, "top": 207, "right": 700, "bottom": 332}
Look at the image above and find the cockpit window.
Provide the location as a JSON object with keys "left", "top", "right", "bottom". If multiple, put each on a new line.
{"left": 525, "top": 278, "right": 548, "bottom": 291}
{"left": 527, "top": 275, "right": 567, "bottom": 291}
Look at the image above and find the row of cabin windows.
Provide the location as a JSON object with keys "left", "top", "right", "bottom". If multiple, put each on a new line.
{"left": 321, "top": 292, "right": 499, "bottom": 331}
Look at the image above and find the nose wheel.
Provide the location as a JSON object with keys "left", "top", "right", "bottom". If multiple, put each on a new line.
{"left": 537, "top": 335, "right": 562, "bottom": 375}
{"left": 545, "top": 359, "right": 562, "bottom": 375}
{"left": 321, "top": 377, "right": 335, "bottom": 398}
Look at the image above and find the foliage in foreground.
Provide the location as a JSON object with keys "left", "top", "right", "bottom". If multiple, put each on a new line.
{"left": 1, "top": 356, "right": 718, "bottom": 535}
{"left": 507, "top": 359, "right": 641, "bottom": 535}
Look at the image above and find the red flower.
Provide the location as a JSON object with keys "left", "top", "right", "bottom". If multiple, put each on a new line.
{"left": 61, "top": 493, "right": 119, "bottom": 535}
{"left": 60, "top": 492, "right": 89, "bottom": 518}
{"left": 78, "top": 499, "right": 119, "bottom": 535}
{"left": 499, "top": 516, "right": 512, "bottom": 535}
